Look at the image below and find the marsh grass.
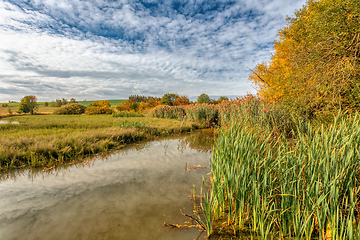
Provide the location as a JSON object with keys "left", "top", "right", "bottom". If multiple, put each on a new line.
{"left": 151, "top": 104, "right": 219, "bottom": 127}
{"left": 151, "top": 95, "right": 300, "bottom": 134}
{"left": 0, "top": 115, "right": 195, "bottom": 170}
{"left": 113, "top": 111, "right": 145, "bottom": 118}
{"left": 199, "top": 113, "right": 360, "bottom": 239}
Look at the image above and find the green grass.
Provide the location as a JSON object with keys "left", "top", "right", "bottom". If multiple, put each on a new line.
{"left": 0, "top": 114, "right": 196, "bottom": 170}
{"left": 113, "top": 111, "right": 145, "bottom": 118}
{"left": 0, "top": 99, "right": 125, "bottom": 109}
{"left": 0, "top": 100, "right": 127, "bottom": 116}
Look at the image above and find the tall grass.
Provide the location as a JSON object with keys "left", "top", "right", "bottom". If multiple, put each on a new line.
{"left": 151, "top": 104, "right": 219, "bottom": 127}
{"left": 200, "top": 113, "right": 360, "bottom": 239}
{"left": 151, "top": 95, "right": 300, "bottom": 134}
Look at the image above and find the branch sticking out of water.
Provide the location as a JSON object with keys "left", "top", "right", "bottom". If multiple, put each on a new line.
{"left": 180, "top": 209, "right": 206, "bottom": 230}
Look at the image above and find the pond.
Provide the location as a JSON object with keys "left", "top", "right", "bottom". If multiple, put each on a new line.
{"left": 0, "top": 131, "right": 214, "bottom": 240}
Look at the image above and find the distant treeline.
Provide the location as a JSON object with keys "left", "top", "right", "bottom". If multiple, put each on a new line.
{"left": 128, "top": 95, "right": 160, "bottom": 103}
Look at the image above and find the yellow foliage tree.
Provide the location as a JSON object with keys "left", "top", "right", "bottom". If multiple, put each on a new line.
{"left": 250, "top": 0, "right": 360, "bottom": 117}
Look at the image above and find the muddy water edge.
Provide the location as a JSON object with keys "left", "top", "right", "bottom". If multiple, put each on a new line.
{"left": 0, "top": 130, "right": 214, "bottom": 240}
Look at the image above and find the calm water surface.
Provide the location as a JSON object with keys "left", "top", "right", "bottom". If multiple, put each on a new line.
{"left": 0, "top": 132, "right": 214, "bottom": 240}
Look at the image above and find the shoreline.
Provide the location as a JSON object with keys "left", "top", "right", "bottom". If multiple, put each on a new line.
{"left": 0, "top": 114, "right": 205, "bottom": 171}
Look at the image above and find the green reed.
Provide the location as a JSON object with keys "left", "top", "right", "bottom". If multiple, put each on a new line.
{"left": 199, "top": 113, "right": 360, "bottom": 239}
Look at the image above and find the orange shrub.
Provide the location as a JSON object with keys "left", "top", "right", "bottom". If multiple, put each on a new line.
{"left": 85, "top": 100, "right": 112, "bottom": 115}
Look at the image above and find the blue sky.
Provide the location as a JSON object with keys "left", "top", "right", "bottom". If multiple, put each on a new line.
{"left": 0, "top": 0, "right": 306, "bottom": 102}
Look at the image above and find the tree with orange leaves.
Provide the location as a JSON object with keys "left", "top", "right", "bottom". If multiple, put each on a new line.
{"left": 250, "top": 0, "right": 360, "bottom": 117}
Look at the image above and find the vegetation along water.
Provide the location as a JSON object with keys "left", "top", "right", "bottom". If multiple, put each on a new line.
{"left": 1, "top": 0, "right": 359, "bottom": 239}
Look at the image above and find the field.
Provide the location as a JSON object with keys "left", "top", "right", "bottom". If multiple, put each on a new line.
{"left": 0, "top": 114, "right": 196, "bottom": 170}
{"left": 0, "top": 99, "right": 126, "bottom": 116}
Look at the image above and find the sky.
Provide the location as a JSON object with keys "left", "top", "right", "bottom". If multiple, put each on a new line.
{"left": 0, "top": 0, "right": 307, "bottom": 102}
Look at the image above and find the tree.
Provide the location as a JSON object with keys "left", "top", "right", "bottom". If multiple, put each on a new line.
{"left": 249, "top": 0, "right": 360, "bottom": 117}
{"left": 215, "top": 96, "right": 229, "bottom": 104}
{"left": 160, "top": 93, "right": 178, "bottom": 106}
{"left": 18, "top": 95, "right": 37, "bottom": 115}
{"left": 53, "top": 99, "right": 62, "bottom": 107}
{"left": 173, "top": 95, "right": 190, "bottom": 106}
{"left": 197, "top": 93, "right": 211, "bottom": 104}
{"left": 61, "top": 98, "right": 68, "bottom": 106}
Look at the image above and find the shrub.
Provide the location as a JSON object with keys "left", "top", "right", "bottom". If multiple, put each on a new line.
{"left": 115, "top": 103, "right": 130, "bottom": 112}
{"left": 53, "top": 103, "right": 86, "bottom": 115}
{"left": 85, "top": 100, "right": 113, "bottom": 115}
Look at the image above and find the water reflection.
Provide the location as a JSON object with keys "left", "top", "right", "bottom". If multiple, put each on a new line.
{"left": 0, "top": 131, "right": 214, "bottom": 240}
{"left": 0, "top": 120, "right": 19, "bottom": 124}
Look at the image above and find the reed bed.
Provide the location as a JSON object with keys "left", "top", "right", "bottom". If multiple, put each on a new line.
{"left": 151, "top": 95, "right": 299, "bottom": 136}
{"left": 199, "top": 113, "right": 360, "bottom": 239}
{"left": 151, "top": 101, "right": 226, "bottom": 127}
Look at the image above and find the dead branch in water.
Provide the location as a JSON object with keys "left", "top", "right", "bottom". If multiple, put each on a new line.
{"left": 180, "top": 209, "right": 206, "bottom": 230}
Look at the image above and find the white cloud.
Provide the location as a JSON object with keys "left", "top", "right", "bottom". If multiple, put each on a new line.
{"left": 0, "top": 0, "right": 306, "bottom": 102}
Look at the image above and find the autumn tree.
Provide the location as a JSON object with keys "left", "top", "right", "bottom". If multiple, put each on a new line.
{"left": 173, "top": 95, "right": 190, "bottom": 106}
{"left": 249, "top": 0, "right": 360, "bottom": 117}
{"left": 18, "top": 95, "right": 38, "bottom": 115}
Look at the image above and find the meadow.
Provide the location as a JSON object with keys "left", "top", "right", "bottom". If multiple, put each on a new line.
{"left": 0, "top": 114, "right": 195, "bottom": 170}
{"left": 0, "top": 99, "right": 126, "bottom": 116}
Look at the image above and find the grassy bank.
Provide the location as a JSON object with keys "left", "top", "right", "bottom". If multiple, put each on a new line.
{"left": 0, "top": 114, "right": 196, "bottom": 170}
